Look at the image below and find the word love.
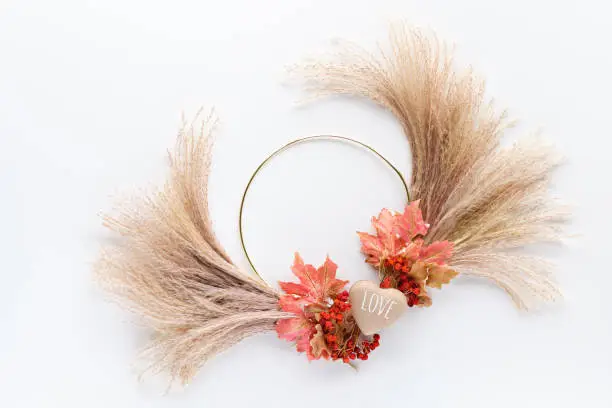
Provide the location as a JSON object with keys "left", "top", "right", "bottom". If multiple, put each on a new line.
{"left": 348, "top": 281, "right": 407, "bottom": 335}
{"left": 360, "top": 289, "right": 397, "bottom": 319}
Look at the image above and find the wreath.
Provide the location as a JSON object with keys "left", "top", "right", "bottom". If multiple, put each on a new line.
{"left": 96, "top": 26, "right": 566, "bottom": 385}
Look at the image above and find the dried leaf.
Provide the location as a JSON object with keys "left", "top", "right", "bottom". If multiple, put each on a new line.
{"left": 278, "top": 253, "right": 347, "bottom": 303}
{"left": 426, "top": 264, "right": 459, "bottom": 289}
{"left": 275, "top": 312, "right": 311, "bottom": 342}
{"left": 372, "top": 209, "right": 398, "bottom": 248}
{"left": 357, "top": 232, "right": 385, "bottom": 265}
{"left": 277, "top": 295, "right": 313, "bottom": 346}
{"left": 309, "top": 324, "right": 331, "bottom": 360}
{"left": 296, "top": 330, "right": 314, "bottom": 354}
{"left": 420, "top": 241, "right": 454, "bottom": 265}
{"left": 278, "top": 294, "right": 307, "bottom": 314}
{"left": 417, "top": 294, "right": 432, "bottom": 307}
{"left": 408, "top": 261, "right": 429, "bottom": 282}
{"left": 401, "top": 239, "right": 423, "bottom": 262}
{"left": 316, "top": 256, "right": 348, "bottom": 299}
{"left": 278, "top": 281, "right": 310, "bottom": 298}
{"left": 395, "top": 201, "right": 429, "bottom": 241}
{"left": 358, "top": 209, "right": 404, "bottom": 265}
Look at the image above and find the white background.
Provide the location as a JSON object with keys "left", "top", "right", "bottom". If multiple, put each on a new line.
{"left": 1, "top": 1, "right": 610, "bottom": 407}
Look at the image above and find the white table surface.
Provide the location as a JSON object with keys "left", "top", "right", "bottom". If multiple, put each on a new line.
{"left": 1, "top": 1, "right": 609, "bottom": 407}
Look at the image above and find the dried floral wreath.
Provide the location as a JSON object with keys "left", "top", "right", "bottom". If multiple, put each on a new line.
{"left": 96, "top": 26, "right": 567, "bottom": 385}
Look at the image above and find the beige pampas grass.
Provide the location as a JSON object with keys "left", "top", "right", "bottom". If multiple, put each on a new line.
{"left": 96, "top": 112, "right": 290, "bottom": 385}
{"left": 299, "top": 25, "right": 567, "bottom": 310}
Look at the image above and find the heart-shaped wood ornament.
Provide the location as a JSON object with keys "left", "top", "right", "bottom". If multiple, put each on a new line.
{"left": 349, "top": 280, "right": 407, "bottom": 335}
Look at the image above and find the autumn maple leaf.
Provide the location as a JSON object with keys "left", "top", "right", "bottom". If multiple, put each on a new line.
{"left": 309, "top": 324, "right": 331, "bottom": 360}
{"left": 276, "top": 254, "right": 349, "bottom": 360}
{"left": 426, "top": 264, "right": 458, "bottom": 289}
{"left": 276, "top": 295, "right": 313, "bottom": 352}
{"left": 409, "top": 240, "right": 457, "bottom": 294}
{"left": 394, "top": 200, "right": 429, "bottom": 242}
{"left": 419, "top": 240, "right": 454, "bottom": 265}
{"left": 278, "top": 253, "right": 348, "bottom": 304}
{"left": 357, "top": 209, "right": 404, "bottom": 265}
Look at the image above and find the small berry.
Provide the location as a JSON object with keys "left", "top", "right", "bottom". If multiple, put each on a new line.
{"left": 398, "top": 281, "right": 411, "bottom": 292}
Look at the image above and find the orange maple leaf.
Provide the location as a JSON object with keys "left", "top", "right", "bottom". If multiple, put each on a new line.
{"left": 278, "top": 253, "right": 348, "bottom": 304}
{"left": 276, "top": 295, "right": 313, "bottom": 347}
{"left": 419, "top": 240, "right": 454, "bottom": 265}
{"left": 394, "top": 200, "right": 430, "bottom": 242}
{"left": 276, "top": 254, "right": 349, "bottom": 360}
{"left": 357, "top": 209, "right": 404, "bottom": 265}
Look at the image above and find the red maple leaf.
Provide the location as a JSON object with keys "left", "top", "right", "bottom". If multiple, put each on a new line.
{"left": 278, "top": 253, "right": 348, "bottom": 304}
{"left": 276, "top": 254, "right": 349, "bottom": 359}
{"left": 419, "top": 240, "right": 454, "bottom": 265}
{"left": 357, "top": 209, "right": 404, "bottom": 265}
{"left": 276, "top": 295, "right": 315, "bottom": 354}
{"left": 394, "top": 200, "right": 429, "bottom": 242}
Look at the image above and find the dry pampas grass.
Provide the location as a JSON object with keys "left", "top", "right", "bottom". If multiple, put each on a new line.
{"left": 96, "top": 113, "right": 291, "bottom": 385}
{"left": 299, "top": 25, "right": 567, "bottom": 310}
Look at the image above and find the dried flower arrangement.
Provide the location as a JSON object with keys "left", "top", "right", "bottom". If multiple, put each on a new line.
{"left": 276, "top": 254, "right": 379, "bottom": 364}
{"left": 358, "top": 202, "right": 457, "bottom": 307}
{"left": 96, "top": 26, "right": 566, "bottom": 385}
{"left": 275, "top": 201, "right": 457, "bottom": 366}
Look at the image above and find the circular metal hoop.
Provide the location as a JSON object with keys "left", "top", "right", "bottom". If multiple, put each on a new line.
{"left": 238, "top": 135, "right": 410, "bottom": 282}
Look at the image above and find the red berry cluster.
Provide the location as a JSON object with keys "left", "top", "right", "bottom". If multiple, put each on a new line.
{"left": 318, "top": 291, "right": 381, "bottom": 363}
{"left": 381, "top": 255, "right": 422, "bottom": 307}
{"left": 319, "top": 291, "right": 350, "bottom": 342}
{"left": 333, "top": 334, "right": 380, "bottom": 363}
{"left": 384, "top": 255, "right": 413, "bottom": 274}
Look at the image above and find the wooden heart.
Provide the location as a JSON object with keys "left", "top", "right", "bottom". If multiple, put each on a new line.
{"left": 349, "top": 280, "right": 407, "bottom": 335}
